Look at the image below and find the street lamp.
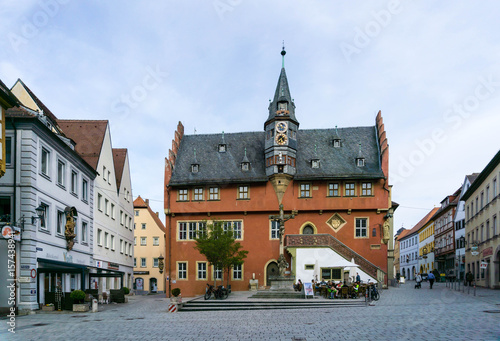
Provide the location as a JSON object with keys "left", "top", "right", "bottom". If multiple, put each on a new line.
{"left": 32, "top": 204, "right": 46, "bottom": 225}
{"left": 158, "top": 255, "right": 164, "bottom": 274}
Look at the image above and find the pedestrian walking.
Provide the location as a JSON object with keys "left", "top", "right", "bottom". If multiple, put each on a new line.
{"left": 415, "top": 273, "right": 422, "bottom": 289}
{"left": 356, "top": 272, "right": 361, "bottom": 283}
{"left": 427, "top": 272, "right": 435, "bottom": 289}
{"left": 466, "top": 271, "right": 473, "bottom": 286}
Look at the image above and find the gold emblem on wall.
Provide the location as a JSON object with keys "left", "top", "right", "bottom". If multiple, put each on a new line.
{"left": 326, "top": 213, "right": 347, "bottom": 232}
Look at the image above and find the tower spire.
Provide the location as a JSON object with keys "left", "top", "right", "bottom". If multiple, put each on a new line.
{"left": 281, "top": 41, "right": 286, "bottom": 68}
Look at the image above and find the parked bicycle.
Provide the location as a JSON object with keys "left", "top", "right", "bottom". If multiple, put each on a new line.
{"left": 368, "top": 284, "right": 380, "bottom": 301}
{"left": 204, "top": 283, "right": 229, "bottom": 300}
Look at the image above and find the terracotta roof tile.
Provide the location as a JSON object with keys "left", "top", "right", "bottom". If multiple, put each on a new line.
{"left": 5, "top": 106, "right": 36, "bottom": 118}
{"left": 403, "top": 207, "right": 440, "bottom": 237}
{"left": 396, "top": 229, "right": 410, "bottom": 241}
{"left": 133, "top": 196, "right": 166, "bottom": 233}
{"left": 56, "top": 120, "right": 108, "bottom": 170}
{"left": 113, "top": 148, "right": 127, "bottom": 191}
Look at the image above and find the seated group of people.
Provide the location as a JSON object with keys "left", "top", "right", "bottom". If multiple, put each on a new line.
{"left": 312, "top": 279, "right": 360, "bottom": 299}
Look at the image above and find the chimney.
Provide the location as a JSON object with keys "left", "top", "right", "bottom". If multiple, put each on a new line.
{"left": 145, "top": 199, "right": 149, "bottom": 205}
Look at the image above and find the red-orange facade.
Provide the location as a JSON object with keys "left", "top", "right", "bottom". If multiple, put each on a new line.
{"left": 164, "top": 58, "right": 394, "bottom": 297}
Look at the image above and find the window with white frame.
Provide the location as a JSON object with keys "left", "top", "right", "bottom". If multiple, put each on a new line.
{"left": 193, "top": 187, "right": 204, "bottom": 201}
{"left": 198, "top": 262, "right": 207, "bottom": 280}
{"left": 189, "top": 222, "right": 197, "bottom": 239}
{"left": 104, "top": 198, "right": 109, "bottom": 216}
{"left": 300, "top": 183, "right": 311, "bottom": 198}
{"left": 153, "top": 237, "right": 159, "bottom": 246}
{"left": 134, "top": 258, "right": 137, "bottom": 267}
{"left": 97, "top": 229, "right": 102, "bottom": 246}
{"left": 120, "top": 210, "right": 123, "bottom": 225}
{"left": 141, "top": 258, "right": 146, "bottom": 267}
{"left": 98, "top": 193, "right": 103, "bottom": 211}
{"left": 81, "top": 221, "right": 88, "bottom": 243}
{"left": 128, "top": 217, "right": 132, "bottom": 230}
{"left": 271, "top": 221, "right": 279, "bottom": 239}
{"left": 120, "top": 239, "right": 123, "bottom": 253}
{"left": 124, "top": 214, "right": 129, "bottom": 228}
{"left": 328, "top": 183, "right": 339, "bottom": 197}
{"left": 209, "top": 187, "right": 219, "bottom": 200}
{"left": 153, "top": 258, "right": 159, "bottom": 267}
{"left": 57, "top": 160, "right": 66, "bottom": 187}
{"left": 111, "top": 204, "right": 115, "bottom": 219}
{"left": 135, "top": 210, "right": 139, "bottom": 216}
{"left": 355, "top": 218, "right": 368, "bottom": 238}
{"left": 178, "top": 189, "right": 188, "bottom": 201}
{"left": 71, "top": 170, "right": 78, "bottom": 195}
{"left": 104, "top": 232, "right": 109, "bottom": 248}
{"left": 57, "top": 210, "right": 65, "bottom": 235}
{"left": 140, "top": 237, "right": 146, "bottom": 246}
{"left": 178, "top": 262, "right": 187, "bottom": 279}
{"left": 233, "top": 264, "right": 242, "bottom": 280}
{"left": 238, "top": 186, "right": 249, "bottom": 199}
{"left": 141, "top": 223, "right": 146, "bottom": 230}
{"left": 345, "top": 183, "right": 355, "bottom": 196}
{"left": 110, "top": 235, "right": 115, "bottom": 250}
{"left": 361, "top": 182, "right": 372, "bottom": 196}
{"left": 124, "top": 242, "right": 128, "bottom": 255}
{"left": 128, "top": 244, "right": 132, "bottom": 256}
{"left": 82, "top": 179, "right": 88, "bottom": 202}
{"left": 214, "top": 266, "right": 223, "bottom": 280}
{"left": 41, "top": 147, "right": 50, "bottom": 176}
{"left": 179, "top": 222, "right": 187, "bottom": 240}
{"left": 233, "top": 221, "right": 242, "bottom": 239}
{"left": 103, "top": 166, "right": 107, "bottom": 181}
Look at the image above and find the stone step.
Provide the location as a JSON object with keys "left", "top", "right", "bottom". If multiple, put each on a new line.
{"left": 180, "top": 299, "right": 366, "bottom": 312}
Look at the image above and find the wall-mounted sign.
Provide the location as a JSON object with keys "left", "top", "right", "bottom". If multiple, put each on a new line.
{"left": 30, "top": 289, "right": 36, "bottom": 295}
{"left": 2, "top": 225, "right": 12, "bottom": 239}
{"left": 18, "top": 277, "right": 30, "bottom": 283}
{"left": 21, "top": 265, "right": 30, "bottom": 270}
{"left": 480, "top": 261, "right": 488, "bottom": 269}
{"left": 36, "top": 247, "right": 43, "bottom": 251}
{"left": 483, "top": 247, "right": 493, "bottom": 257}
{"left": 108, "top": 262, "right": 120, "bottom": 270}
{"left": 96, "top": 261, "right": 103, "bottom": 268}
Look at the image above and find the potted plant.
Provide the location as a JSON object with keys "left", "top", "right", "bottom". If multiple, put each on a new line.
{"left": 70, "top": 290, "right": 89, "bottom": 312}
{"left": 170, "top": 288, "right": 181, "bottom": 304}
{"left": 122, "top": 287, "right": 130, "bottom": 295}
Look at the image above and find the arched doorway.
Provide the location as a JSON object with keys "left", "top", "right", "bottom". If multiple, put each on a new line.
{"left": 266, "top": 262, "right": 278, "bottom": 287}
{"left": 135, "top": 277, "right": 144, "bottom": 292}
{"left": 302, "top": 225, "right": 314, "bottom": 234}
{"left": 150, "top": 278, "right": 157, "bottom": 293}
{"left": 420, "top": 265, "right": 424, "bottom": 273}
{"left": 402, "top": 268, "right": 406, "bottom": 278}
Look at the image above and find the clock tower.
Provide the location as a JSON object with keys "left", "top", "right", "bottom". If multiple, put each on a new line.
{"left": 264, "top": 47, "right": 299, "bottom": 203}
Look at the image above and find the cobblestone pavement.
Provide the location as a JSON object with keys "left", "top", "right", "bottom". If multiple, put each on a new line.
{"left": 2, "top": 281, "right": 499, "bottom": 341}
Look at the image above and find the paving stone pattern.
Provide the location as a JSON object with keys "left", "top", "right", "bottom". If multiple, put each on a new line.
{"left": 2, "top": 281, "right": 499, "bottom": 341}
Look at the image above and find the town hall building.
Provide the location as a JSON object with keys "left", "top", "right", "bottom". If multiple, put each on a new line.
{"left": 164, "top": 50, "right": 396, "bottom": 297}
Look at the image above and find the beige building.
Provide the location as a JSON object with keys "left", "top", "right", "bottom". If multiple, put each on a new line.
{"left": 462, "top": 149, "right": 500, "bottom": 289}
{"left": 133, "top": 196, "right": 167, "bottom": 293}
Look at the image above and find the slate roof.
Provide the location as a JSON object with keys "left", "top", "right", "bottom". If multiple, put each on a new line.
{"left": 113, "top": 148, "right": 127, "bottom": 190}
{"left": 169, "top": 125, "right": 384, "bottom": 186}
{"left": 57, "top": 120, "right": 108, "bottom": 170}
{"left": 265, "top": 67, "right": 298, "bottom": 126}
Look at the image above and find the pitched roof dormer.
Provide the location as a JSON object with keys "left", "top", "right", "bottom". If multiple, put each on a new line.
{"left": 356, "top": 143, "right": 365, "bottom": 167}
{"left": 241, "top": 148, "right": 250, "bottom": 171}
{"left": 332, "top": 126, "right": 341, "bottom": 148}
{"left": 311, "top": 144, "right": 320, "bottom": 169}
{"left": 218, "top": 131, "right": 227, "bottom": 153}
{"left": 191, "top": 148, "right": 199, "bottom": 173}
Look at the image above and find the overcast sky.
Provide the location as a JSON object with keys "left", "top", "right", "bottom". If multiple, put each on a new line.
{"left": 2, "top": 1, "right": 499, "bottom": 233}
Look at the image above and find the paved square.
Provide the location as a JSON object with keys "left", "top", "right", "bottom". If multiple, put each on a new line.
{"left": 2, "top": 282, "right": 499, "bottom": 341}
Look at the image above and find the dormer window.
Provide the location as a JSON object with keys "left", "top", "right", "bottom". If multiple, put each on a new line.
{"left": 191, "top": 164, "right": 199, "bottom": 173}
{"left": 241, "top": 162, "right": 249, "bottom": 171}
{"left": 311, "top": 159, "right": 320, "bottom": 169}
{"left": 356, "top": 158, "right": 365, "bottom": 167}
{"left": 278, "top": 102, "right": 287, "bottom": 111}
{"left": 218, "top": 144, "right": 226, "bottom": 153}
{"left": 333, "top": 139, "right": 341, "bottom": 148}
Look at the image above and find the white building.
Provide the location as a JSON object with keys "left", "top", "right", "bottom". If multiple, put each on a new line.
{"left": 400, "top": 208, "right": 438, "bottom": 280}
{"left": 454, "top": 174, "right": 478, "bottom": 281}
{"left": 0, "top": 80, "right": 97, "bottom": 313}
{"left": 58, "top": 120, "right": 134, "bottom": 292}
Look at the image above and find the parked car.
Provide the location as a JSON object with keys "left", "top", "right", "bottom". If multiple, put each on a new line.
{"left": 421, "top": 273, "right": 428, "bottom": 281}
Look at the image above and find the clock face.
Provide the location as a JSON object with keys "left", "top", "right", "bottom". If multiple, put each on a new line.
{"left": 276, "top": 121, "right": 288, "bottom": 133}
{"left": 276, "top": 133, "right": 287, "bottom": 145}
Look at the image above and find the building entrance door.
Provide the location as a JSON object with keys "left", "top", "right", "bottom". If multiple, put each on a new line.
{"left": 150, "top": 278, "right": 157, "bottom": 293}
{"left": 266, "top": 262, "right": 278, "bottom": 286}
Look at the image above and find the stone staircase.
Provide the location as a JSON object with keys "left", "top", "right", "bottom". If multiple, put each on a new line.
{"left": 285, "top": 234, "right": 383, "bottom": 279}
{"left": 180, "top": 298, "right": 365, "bottom": 312}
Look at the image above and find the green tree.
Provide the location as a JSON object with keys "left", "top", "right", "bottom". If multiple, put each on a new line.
{"left": 194, "top": 220, "right": 248, "bottom": 289}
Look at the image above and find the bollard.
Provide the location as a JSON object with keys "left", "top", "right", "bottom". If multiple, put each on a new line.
{"left": 92, "top": 299, "right": 98, "bottom": 313}
{"left": 365, "top": 286, "right": 369, "bottom": 306}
